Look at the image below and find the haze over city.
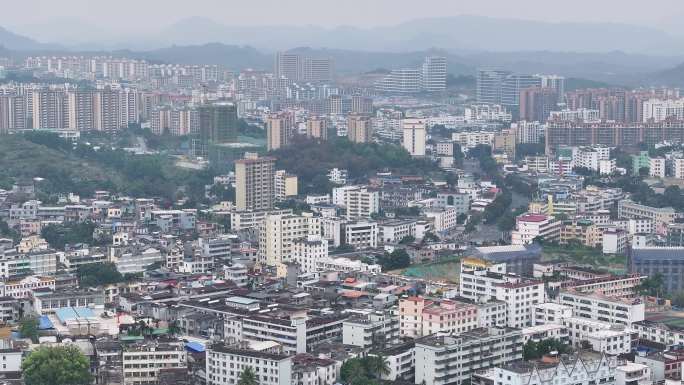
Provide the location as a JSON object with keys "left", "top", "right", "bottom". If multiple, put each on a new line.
{"left": 3, "top": 2, "right": 684, "bottom": 385}
{"left": 2, "top": 0, "right": 684, "bottom": 50}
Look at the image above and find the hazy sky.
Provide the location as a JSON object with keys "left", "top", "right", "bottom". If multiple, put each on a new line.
{"left": 2, "top": 0, "right": 684, "bottom": 34}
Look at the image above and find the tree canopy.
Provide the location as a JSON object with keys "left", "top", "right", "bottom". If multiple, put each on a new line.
{"left": 22, "top": 345, "right": 93, "bottom": 385}
{"left": 77, "top": 262, "right": 124, "bottom": 288}
{"left": 523, "top": 338, "right": 571, "bottom": 360}
{"left": 339, "top": 356, "right": 389, "bottom": 385}
{"left": 41, "top": 221, "right": 98, "bottom": 250}
{"left": 19, "top": 317, "right": 39, "bottom": 343}
{"left": 237, "top": 367, "right": 258, "bottom": 385}
{"left": 637, "top": 274, "right": 665, "bottom": 297}
{"left": 377, "top": 249, "right": 411, "bottom": 271}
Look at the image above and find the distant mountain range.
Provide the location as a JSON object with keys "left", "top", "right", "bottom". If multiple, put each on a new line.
{"left": 0, "top": 26, "right": 57, "bottom": 51}
{"left": 121, "top": 15, "right": 684, "bottom": 55}
{"left": 7, "top": 15, "right": 684, "bottom": 54}
{"left": 3, "top": 15, "right": 684, "bottom": 86}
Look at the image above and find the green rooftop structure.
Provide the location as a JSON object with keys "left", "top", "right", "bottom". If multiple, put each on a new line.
{"left": 632, "top": 151, "right": 650, "bottom": 174}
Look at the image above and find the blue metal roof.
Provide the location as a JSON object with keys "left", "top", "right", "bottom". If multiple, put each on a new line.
{"left": 55, "top": 307, "right": 95, "bottom": 323}
{"left": 185, "top": 341, "right": 205, "bottom": 353}
{"left": 38, "top": 315, "right": 53, "bottom": 330}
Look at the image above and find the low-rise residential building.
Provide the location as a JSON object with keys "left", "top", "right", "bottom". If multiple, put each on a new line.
{"left": 372, "top": 342, "right": 415, "bottom": 382}
{"left": 511, "top": 214, "right": 561, "bottom": 245}
{"left": 472, "top": 352, "right": 622, "bottom": 385}
{"left": 618, "top": 200, "right": 676, "bottom": 235}
{"left": 414, "top": 327, "right": 523, "bottom": 385}
{"left": 342, "top": 310, "right": 399, "bottom": 348}
{"left": 522, "top": 323, "right": 569, "bottom": 344}
{"left": 379, "top": 220, "right": 416, "bottom": 244}
{"left": 424, "top": 206, "right": 459, "bottom": 233}
{"left": 558, "top": 290, "right": 645, "bottom": 326}
{"left": 344, "top": 221, "right": 378, "bottom": 249}
{"left": 460, "top": 260, "right": 545, "bottom": 328}
{"left": 206, "top": 345, "right": 292, "bottom": 385}
{"left": 398, "top": 297, "right": 479, "bottom": 338}
{"left": 123, "top": 341, "right": 187, "bottom": 385}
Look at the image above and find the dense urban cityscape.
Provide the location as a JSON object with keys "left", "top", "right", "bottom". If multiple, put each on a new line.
{"left": 3, "top": 1, "right": 684, "bottom": 385}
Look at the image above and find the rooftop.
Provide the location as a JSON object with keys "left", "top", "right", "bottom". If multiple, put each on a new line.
{"left": 209, "top": 344, "right": 290, "bottom": 361}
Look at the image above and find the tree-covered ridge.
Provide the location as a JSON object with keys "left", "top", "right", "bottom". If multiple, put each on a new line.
{"left": 271, "top": 136, "right": 439, "bottom": 194}
{"left": 14, "top": 132, "right": 217, "bottom": 203}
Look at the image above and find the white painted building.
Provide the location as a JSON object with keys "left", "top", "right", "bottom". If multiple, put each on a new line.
{"left": 533, "top": 303, "right": 573, "bottom": 325}
{"left": 414, "top": 327, "right": 523, "bottom": 385}
{"left": 650, "top": 157, "right": 666, "bottom": 178}
{"left": 206, "top": 345, "right": 292, "bottom": 385}
{"left": 473, "top": 352, "right": 621, "bottom": 385}
{"left": 522, "top": 323, "right": 569, "bottom": 344}
{"left": 327, "top": 168, "right": 348, "bottom": 185}
{"left": 423, "top": 206, "right": 459, "bottom": 233}
{"left": 344, "top": 221, "right": 378, "bottom": 249}
{"left": 511, "top": 214, "right": 561, "bottom": 245}
{"left": 258, "top": 213, "right": 321, "bottom": 267}
{"left": 315, "top": 256, "right": 381, "bottom": 274}
{"left": 643, "top": 98, "right": 684, "bottom": 122}
{"left": 342, "top": 310, "right": 399, "bottom": 348}
{"left": 332, "top": 186, "right": 379, "bottom": 220}
{"left": 451, "top": 131, "right": 495, "bottom": 149}
{"left": 558, "top": 290, "right": 645, "bottom": 325}
{"left": 379, "top": 220, "right": 416, "bottom": 244}
{"left": 122, "top": 341, "right": 187, "bottom": 385}
{"left": 602, "top": 228, "right": 629, "bottom": 255}
{"left": 513, "top": 121, "right": 545, "bottom": 144}
{"left": 674, "top": 158, "right": 684, "bottom": 179}
{"left": 460, "top": 261, "right": 545, "bottom": 328}
{"left": 292, "top": 236, "right": 329, "bottom": 274}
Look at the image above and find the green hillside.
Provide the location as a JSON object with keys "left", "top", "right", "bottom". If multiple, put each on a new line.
{"left": 0, "top": 136, "right": 120, "bottom": 195}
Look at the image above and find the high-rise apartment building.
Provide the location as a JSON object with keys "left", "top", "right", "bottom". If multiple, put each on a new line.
{"left": 275, "top": 52, "right": 302, "bottom": 81}
{"left": 67, "top": 90, "right": 95, "bottom": 130}
{"left": 0, "top": 95, "right": 27, "bottom": 132}
{"left": 267, "top": 113, "right": 294, "bottom": 151}
{"left": 151, "top": 107, "right": 199, "bottom": 136}
{"left": 235, "top": 153, "right": 276, "bottom": 212}
{"left": 476, "top": 68, "right": 512, "bottom": 104}
{"left": 376, "top": 69, "right": 422, "bottom": 94}
{"left": 302, "top": 57, "right": 334, "bottom": 83}
{"left": 292, "top": 235, "right": 329, "bottom": 273}
{"left": 327, "top": 94, "right": 343, "bottom": 115}
{"left": 643, "top": 99, "right": 684, "bottom": 122}
{"left": 545, "top": 121, "right": 684, "bottom": 152}
{"left": 519, "top": 86, "right": 559, "bottom": 122}
{"left": 258, "top": 213, "right": 321, "bottom": 266}
{"left": 32, "top": 89, "right": 68, "bottom": 129}
{"left": 421, "top": 56, "right": 447, "bottom": 92}
{"left": 501, "top": 74, "right": 542, "bottom": 113}
{"left": 402, "top": 118, "right": 427, "bottom": 157}
{"left": 513, "top": 121, "right": 545, "bottom": 144}
{"left": 275, "top": 52, "right": 334, "bottom": 83}
{"left": 538, "top": 74, "right": 566, "bottom": 97}
{"left": 347, "top": 114, "right": 372, "bottom": 143}
{"left": 198, "top": 101, "right": 238, "bottom": 143}
{"left": 119, "top": 88, "right": 139, "bottom": 128}
{"left": 306, "top": 116, "right": 328, "bottom": 140}
{"left": 93, "top": 88, "right": 122, "bottom": 131}
{"left": 332, "top": 185, "right": 380, "bottom": 220}
{"left": 351, "top": 95, "right": 373, "bottom": 114}
{"left": 194, "top": 101, "right": 238, "bottom": 157}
